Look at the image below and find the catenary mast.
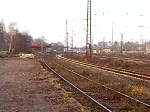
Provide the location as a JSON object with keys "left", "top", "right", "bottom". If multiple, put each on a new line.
{"left": 86, "top": 0, "right": 92, "bottom": 60}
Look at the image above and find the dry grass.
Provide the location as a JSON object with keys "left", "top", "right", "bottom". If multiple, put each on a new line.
{"left": 45, "top": 57, "right": 150, "bottom": 107}
{"left": 66, "top": 54, "right": 150, "bottom": 74}
{"left": 84, "top": 82, "right": 99, "bottom": 92}
{"left": 127, "top": 85, "right": 150, "bottom": 97}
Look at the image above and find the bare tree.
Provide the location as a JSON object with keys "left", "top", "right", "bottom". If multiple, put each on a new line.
{"left": 0, "top": 20, "right": 6, "bottom": 51}
{"left": 14, "top": 32, "right": 33, "bottom": 53}
{"left": 4, "top": 22, "right": 18, "bottom": 53}
{"left": 32, "top": 38, "right": 47, "bottom": 45}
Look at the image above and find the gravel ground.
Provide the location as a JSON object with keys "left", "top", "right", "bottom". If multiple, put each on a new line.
{"left": 0, "top": 58, "right": 87, "bottom": 112}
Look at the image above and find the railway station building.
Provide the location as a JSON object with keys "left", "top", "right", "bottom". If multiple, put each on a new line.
{"left": 31, "top": 44, "right": 52, "bottom": 54}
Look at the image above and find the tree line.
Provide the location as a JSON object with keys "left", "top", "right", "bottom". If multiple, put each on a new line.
{"left": 0, "top": 20, "right": 33, "bottom": 53}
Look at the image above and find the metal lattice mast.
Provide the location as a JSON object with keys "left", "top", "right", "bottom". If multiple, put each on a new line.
{"left": 121, "top": 33, "right": 123, "bottom": 54}
{"left": 86, "top": 0, "right": 92, "bottom": 59}
{"left": 71, "top": 30, "right": 73, "bottom": 52}
{"left": 112, "top": 23, "right": 114, "bottom": 52}
{"left": 66, "top": 19, "right": 68, "bottom": 53}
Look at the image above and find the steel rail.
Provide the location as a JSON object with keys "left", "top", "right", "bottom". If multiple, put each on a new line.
{"left": 43, "top": 60, "right": 112, "bottom": 112}
{"left": 72, "top": 53, "right": 150, "bottom": 63}
{"left": 94, "top": 55, "right": 150, "bottom": 63}
{"left": 59, "top": 56, "right": 150, "bottom": 82}
{"left": 51, "top": 60, "right": 150, "bottom": 108}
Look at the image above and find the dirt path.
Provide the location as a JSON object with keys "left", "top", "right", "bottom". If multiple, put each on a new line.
{"left": 0, "top": 58, "right": 86, "bottom": 112}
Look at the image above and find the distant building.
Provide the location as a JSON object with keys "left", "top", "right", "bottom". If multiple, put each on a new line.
{"left": 93, "top": 49, "right": 101, "bottom": 54}
{"left": 31, "top": 44, "right": 42, "bottom": 53}
{"left": 45, "top": 44, "right": 52, "bottom": 53}
{"left": 103, "top": 48, "right": 110, "bottom": 53}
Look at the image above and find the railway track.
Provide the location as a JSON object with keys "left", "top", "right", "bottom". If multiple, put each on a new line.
{"left": 73, "top": 53, "right": 150, "bottom": 63}
{"left": 59, "top": 56, "right": 150, "bottom": 82}
{"left": 42, "top": 60, "right": 111, "bottom": 112}
{"left": 42, "top": 58, "right": 150, "bottom": 112}
{"left": 94, "top": 55, "right": 150, "bottom": 63}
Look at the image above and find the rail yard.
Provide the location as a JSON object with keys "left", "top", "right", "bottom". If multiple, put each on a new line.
{"left": 43, "top": 54, "right": 150, "bottom": 111}
{"left": 1, "top": 0, "right": 150, "bottom": 112}
{"left": 0, "top": 53, "right": 150, "bottom": 112}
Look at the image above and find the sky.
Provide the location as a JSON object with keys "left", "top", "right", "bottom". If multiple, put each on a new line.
{"left": 0, "top": 0, "right": 150, "bottom": 47}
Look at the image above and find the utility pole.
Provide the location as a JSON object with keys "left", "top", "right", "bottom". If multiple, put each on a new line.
{"left": 112, "top": 23, "right": 114, "bottom": 52}
{"left": 140, "top": 37, "right": 141, "bottom": 53}
{"left": 66, "top": 19, "right": 68, "bottom": 53}
{"left": 71, "top": 30, "right": 73, "bottom": 53}
{"left": 142, "top": 39, "right": 144, "bottom": 53}
{"left": 145, "top": 39, "right": 146, "bottom": 54}
{"left": 121, "top": 33, "right": 123, "bottom": 54}
{"left": 41, "top": 36, "right": 46, "bottom": 54}
{"left": 86, "top": 0, "right": 92, "bottom": 61}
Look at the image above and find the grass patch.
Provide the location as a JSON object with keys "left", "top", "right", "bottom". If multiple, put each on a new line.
{"left": 106, "top": 82, "right": 121, "bottom": 87}
{"left": 131, "top": 86, "right": 150, "bottom": 97}
{"left": 84, "top": 82, "right": 99, "bottom": 92}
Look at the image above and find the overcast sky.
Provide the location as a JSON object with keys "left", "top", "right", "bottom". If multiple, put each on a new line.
{"left": 0, "top": 0, "right": 150, "bottom": 47}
